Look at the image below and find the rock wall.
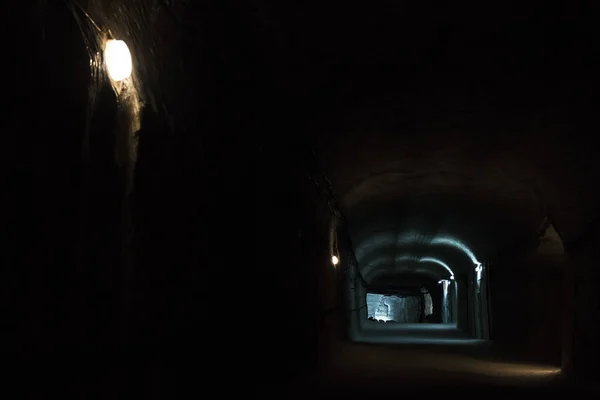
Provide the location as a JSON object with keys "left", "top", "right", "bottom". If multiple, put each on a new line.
{"left": 490, "top": 236, "right": 565, "bottom": 364}
{"left": 366, "top": 294, "right": 422, "bottom": 323}
{"left": 564, "top": 218, "right": 600, "bottom": 381}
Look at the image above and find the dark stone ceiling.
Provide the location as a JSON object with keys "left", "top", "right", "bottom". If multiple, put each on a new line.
{"left": 316, "top": 103, "right": 586, "bottom": 284}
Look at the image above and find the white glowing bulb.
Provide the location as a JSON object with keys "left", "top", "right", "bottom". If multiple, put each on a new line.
{"left": 331, "top": 255, "right": 339, "bottom": 265}
{"left": 104, "top": 39, "right": 132, "bottom": 81}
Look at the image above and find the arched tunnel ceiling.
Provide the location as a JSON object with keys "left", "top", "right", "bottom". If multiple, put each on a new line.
{"left": 317, "top": 105, "right": 560, "bottom": 286}
{"left": 317, "top": 100, "right": 600, "bottom": 247}
{"left": 346, "top": 196, "right": 544, "bottom": 284}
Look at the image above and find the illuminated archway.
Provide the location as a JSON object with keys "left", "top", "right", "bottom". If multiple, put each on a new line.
{"left": 419, "top": 257, "right": 455, "bottom": 279}
{"left": 362, "top": 254, "right": 455, "bottom": 282}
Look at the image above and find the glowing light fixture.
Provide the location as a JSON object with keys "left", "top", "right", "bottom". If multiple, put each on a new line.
{"left": 104, "top": 39, "right": 132, "bottom": 81}
{"left": 331, "top": 255, "right": 339, "bottom": 265}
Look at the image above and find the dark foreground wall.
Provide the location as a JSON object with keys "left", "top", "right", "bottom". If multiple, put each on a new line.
{"left": 3, "top": 2, "right": 340, "bottom": 394}
{"left": 131, "top": 117, "right": 335, "bottom": 390}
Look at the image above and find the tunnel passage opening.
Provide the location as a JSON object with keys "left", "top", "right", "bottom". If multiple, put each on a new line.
{"left": 337, "top": 211, "right": 567, "bottom": 369}
{"left": 366, "top": 287, "right": 434, "bottom": 323}
{"left": 339, "top": 196, "right": 532, "bottom": 345}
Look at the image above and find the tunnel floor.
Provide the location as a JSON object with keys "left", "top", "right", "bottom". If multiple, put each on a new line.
{"left": 355, "top": 323, "right": 482, "bottom": 344}
{"left": 277, "top": 324, "right": 600, "bottom": 397}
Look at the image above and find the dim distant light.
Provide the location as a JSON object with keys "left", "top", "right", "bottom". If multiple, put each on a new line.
{"left": 331, "top": 255, "right": 339, "bottom": 265}
{"left": 104, "top": 39, "right": 132, "bottom": 81}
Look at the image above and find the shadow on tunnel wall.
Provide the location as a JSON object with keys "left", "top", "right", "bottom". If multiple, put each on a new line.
{"left": 4, "top": 0, "right": 339, "bottom": 388}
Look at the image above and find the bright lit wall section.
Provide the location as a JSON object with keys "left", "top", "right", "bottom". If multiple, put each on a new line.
{"left": 366, "top": 293, "right": 423, "bottom": 323}
{"left": 421, "top": 287, "right": 433, "bottom": 316}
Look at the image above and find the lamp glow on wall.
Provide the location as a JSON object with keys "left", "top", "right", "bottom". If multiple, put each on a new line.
{"left": 419, "top": 257, "right": 455, "bottom": 280}
{"left": 430, "top": 236, "right": 481, "bottom": 267}
{"left": 104, "top": 39, "right": 133, "bottom": 81}
{"left": 330, "top": 219, "right": 340, "bottom": 267}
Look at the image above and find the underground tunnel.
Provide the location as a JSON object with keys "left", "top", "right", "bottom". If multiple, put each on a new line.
{"left": 6, "top": 0, "right": 600, "bottom": 397}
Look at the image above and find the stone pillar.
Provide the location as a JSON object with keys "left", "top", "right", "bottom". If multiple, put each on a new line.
{"left": 441, "top": 280, "right": 450, "bottom": 323}
{"left": 451, "top": 280, "right": 459, "bottom": 324}
{"left": 457, "top": 280, "right": 469, "bottom": 332}
{"left": 480, "top": 263, "right": 490, "bottom": 339}
{"left": 467, "top": 267, "right": 476, "bottom": 337}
